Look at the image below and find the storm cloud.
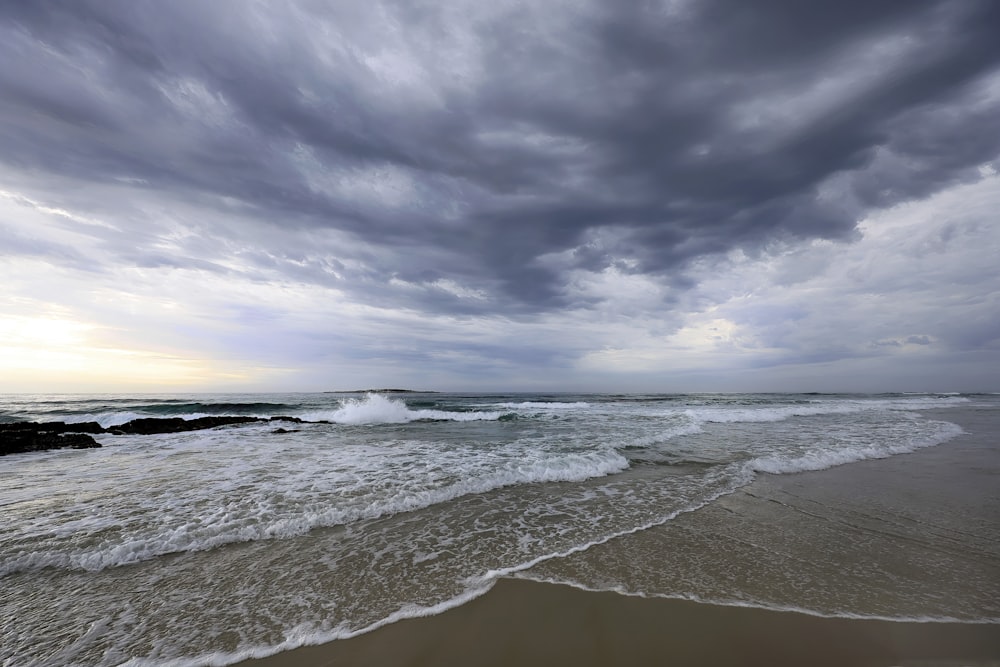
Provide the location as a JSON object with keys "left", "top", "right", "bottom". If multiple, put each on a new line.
{"left": 1, "top": 0, "right": 999, "bottom": 391}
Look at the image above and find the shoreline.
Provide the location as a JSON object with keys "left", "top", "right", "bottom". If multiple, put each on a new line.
{"left": 237, "top": 577, "right": 1000, "bottom": 667}
{"left": 236, "top": 405, "right": 1000, "bottom": 667}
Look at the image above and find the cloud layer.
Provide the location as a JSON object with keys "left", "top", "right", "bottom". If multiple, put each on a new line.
{"left": 1, "top": 1, "right": 999, "bottom": 391}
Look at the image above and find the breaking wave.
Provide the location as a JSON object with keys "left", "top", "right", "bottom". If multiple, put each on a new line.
{"left": 300, "top": 393, "right": 509, "bottom": 424}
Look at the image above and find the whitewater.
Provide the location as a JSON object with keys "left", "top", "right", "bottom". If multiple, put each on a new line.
{"left": 1, "top": 391, "right": 997, "bottom": 666}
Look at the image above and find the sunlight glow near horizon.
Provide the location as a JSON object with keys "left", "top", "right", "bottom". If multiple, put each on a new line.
{"left": 0, "top": 315, "right": 260, "bottom": 391}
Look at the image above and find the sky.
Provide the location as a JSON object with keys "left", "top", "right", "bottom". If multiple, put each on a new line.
{"left": 1, "top": 0, "right": 999, "bottom": 393}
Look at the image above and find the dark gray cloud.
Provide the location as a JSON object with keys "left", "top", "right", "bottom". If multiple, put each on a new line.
{"left": 2, "top": 0, "right": 999, "bottom": 318}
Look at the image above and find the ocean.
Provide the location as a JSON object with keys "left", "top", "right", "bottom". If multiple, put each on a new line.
{"left": 1, "top": 392, "right": 997, "bottom": 666}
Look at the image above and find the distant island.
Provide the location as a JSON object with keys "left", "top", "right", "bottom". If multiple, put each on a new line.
{"left": 323, "top": 389, "right": 439, "bottom": 394}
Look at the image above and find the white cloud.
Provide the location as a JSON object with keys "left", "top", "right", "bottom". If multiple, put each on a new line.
{"left": 564, "top": 172, "right": 1000, "bottom": 390}
{"left": 2, "top": 171, "right": 997, "bottom": 392}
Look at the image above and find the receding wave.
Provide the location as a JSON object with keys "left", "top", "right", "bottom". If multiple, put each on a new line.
{"left": 121, "top": 581, "right": 501, "bottom": 667}
{"left": 0, "top": 448, "right": 628, "bottom": 576}
{"left": 749, "top": 420, "right": 963, "bottom": 474}
{"left": 512, "top": 574, "right": 1000, "bottom": 624}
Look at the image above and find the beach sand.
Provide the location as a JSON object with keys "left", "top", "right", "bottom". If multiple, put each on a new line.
{"left": 240, "top": 577, "right": 1000, "bottom": 667}
{"left": 239, "top": 407, "right": 1000, "bottom": 667}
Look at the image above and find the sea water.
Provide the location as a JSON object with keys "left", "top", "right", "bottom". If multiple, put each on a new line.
{"left": 0, "top": 392, "right": 996, "bottom": 666}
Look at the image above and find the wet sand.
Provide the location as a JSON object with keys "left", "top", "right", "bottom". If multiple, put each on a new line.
{"left": 239, "top": 407, "right": 1000, "bottom": 667}
{"left": 239, "top": 577, "right": 999, "bottom": 667}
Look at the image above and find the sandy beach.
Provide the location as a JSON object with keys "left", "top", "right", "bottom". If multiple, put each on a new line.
{"left": 237, "top": 576, "right": 999, "bottom": 667}
{"left": 239, "top": 406, "right": 1000, "bottom": 667}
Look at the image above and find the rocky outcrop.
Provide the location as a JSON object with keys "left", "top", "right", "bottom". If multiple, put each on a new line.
{"left": 0, "top": 423, "right": 102, "bottom": 456}
{"left": 110, "top": 415, "right": 303, "bottom": 435}
{"left": 0, "top": 415, "right": 312, "bottom": 455}
{"left": 1, "top": 420, "right": 105, "bottom": 435}
{"left": 1, "top": 415, "right": 308, "bottom": 455}
{"left": 111, "top": 415, "right": 262, "bottom": 435}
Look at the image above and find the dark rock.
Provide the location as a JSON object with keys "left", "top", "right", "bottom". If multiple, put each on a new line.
{"left": 114, "top": 415, "right": 265, "bottom": 435}
{"left": 62, "top": 433, "right": 101, "bottom": 449}
{"left": 66, "top": 421, "right": 104, "bottom": 434}
{"left": 271, "top": 427, "right": 300, "bottom": 434}
{"left": 1, "top": 413, "right": 324, "bottom": 455}
{"left": 1, "top": 420, "right": 106, "bottom": 435}
{"left": 0, "top": 427, "right": 101, "bottom": 456}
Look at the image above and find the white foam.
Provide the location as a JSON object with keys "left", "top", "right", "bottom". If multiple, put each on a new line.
{"left": 299, "top": 393, "right": 507, "bottom": 424}
{"left": 116, "top": 580, "right": 499, "bottom": 667}
{"left": 683, "top": 395, "right": 968, "bottom": 426}
{"left": 750, "top": 421, "right": 963, "bottom": 474}
{"left": 149, "top": 475, "right": 745, "bottom": 667}
{"left": 64, "top": 412, "right": 148, "bottom": 428}
{"left": 513, "top": 574, "right": 1000, "bottom": 624}
{"left": 466, "top": 467, "right": 752, "bottom": 587}
{"left": 623, "top": 422, "right": 704, "bottom": 449}
{"left": 60, "top": 394, "right": 509, "bottom": 428}
{"left": 0, "top": 446, "right": 629, "bottom": 576}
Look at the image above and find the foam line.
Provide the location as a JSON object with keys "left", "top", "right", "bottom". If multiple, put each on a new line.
{"left": 512, "top": 574, "right": 1000, "bottom": 625}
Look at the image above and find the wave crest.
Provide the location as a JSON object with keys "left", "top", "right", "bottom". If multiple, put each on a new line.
{"left": 301, "top": 393, "right": 508, "bottom": 424}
